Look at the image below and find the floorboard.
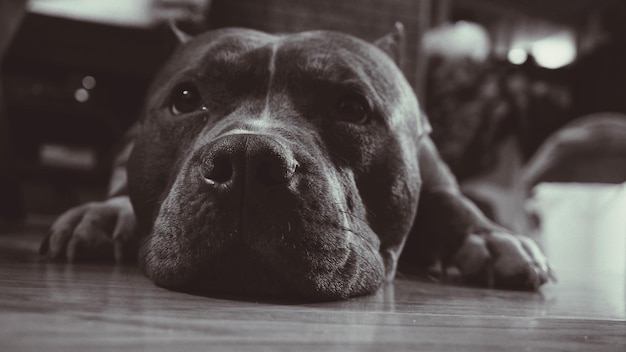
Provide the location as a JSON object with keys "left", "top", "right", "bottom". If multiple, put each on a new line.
{"left": 1, "top": 196, "right": 625, "bottom": 352}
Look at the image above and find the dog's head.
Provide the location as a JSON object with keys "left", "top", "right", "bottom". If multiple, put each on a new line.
{"left": 127, "top": 27, "right": 428, "bottom": 300}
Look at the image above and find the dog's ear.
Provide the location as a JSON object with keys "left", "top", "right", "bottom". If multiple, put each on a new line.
{"left": 169, "top": 20, "right": 194, "bottom": 44}
{"left": 373, "top": 22, "right": 406, "bottom": 70}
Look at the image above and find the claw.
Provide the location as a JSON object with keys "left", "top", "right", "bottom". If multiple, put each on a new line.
{"left": 42, "top": 196, "right": 136, "bottom": 263}
{"left": 547, "top": 265, "right": 558, "bottom": 283}
{"left": 527, "top": 265, "right": 543, "bottom": 290}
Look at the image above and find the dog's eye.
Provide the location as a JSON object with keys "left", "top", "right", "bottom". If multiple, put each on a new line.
{"left": 170, "top": 82, "right": 204, "bottom": 115}
{"left": 335, "top": 94, "right": 370, "bottom": 124}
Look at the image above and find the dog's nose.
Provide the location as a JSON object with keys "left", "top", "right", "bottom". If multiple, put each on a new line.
{"left": 200, "top": 134, "right": 298, "bottom": 188}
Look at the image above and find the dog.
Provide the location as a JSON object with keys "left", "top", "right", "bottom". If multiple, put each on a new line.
{"left": 41, "top": 25, "right": 552, "bottom": 300}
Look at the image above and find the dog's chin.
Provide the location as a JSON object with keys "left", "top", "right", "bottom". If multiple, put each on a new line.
{"left": 145, "top": 243, "right": 296, "bottom": 300}
{"left": 139, "top": 232, "right": 386, "bottom": 301}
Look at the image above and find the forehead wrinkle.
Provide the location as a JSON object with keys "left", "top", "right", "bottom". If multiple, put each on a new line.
{"left": 299, "top": 50, "right": 364, "bottom": 83}
{"left": 285, "top": 40, "right": 383, "bottom": 93}
{"left": 287, "top": 47, "right": 382, "bottom": 110}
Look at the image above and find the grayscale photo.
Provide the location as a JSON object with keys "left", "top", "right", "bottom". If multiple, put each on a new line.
{"left": 1, "top": 0, "right": 624, "bottom": 351}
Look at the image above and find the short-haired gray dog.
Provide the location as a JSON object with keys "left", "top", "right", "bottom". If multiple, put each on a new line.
{"left": 42, "top": 25, "right": 551, "bottom": 300}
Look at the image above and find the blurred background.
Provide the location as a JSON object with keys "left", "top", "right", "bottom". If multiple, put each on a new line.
{"left": 1, "top": 0, "right": 625, "bottom": 234}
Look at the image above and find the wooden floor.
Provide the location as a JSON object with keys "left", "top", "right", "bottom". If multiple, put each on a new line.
{"left": 1, "top": 187, "right": 625, "bottom": 351}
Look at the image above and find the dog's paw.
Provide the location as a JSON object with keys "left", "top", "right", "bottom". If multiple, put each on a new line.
{"left": 452, "top": 232, "right": 554, "bottom": 290}
{"left": 40, "top": 196, "right": 137, "bottom": 262}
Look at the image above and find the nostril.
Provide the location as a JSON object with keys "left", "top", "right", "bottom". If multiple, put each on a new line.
{"left": 203, "top": 156, "right": 233, "bottom": 185}
{"left": 256, "top": 158, "right": 298, "bottom": 186}
{"left": 199, "top": 135, "right": 297, "bottom": 189}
